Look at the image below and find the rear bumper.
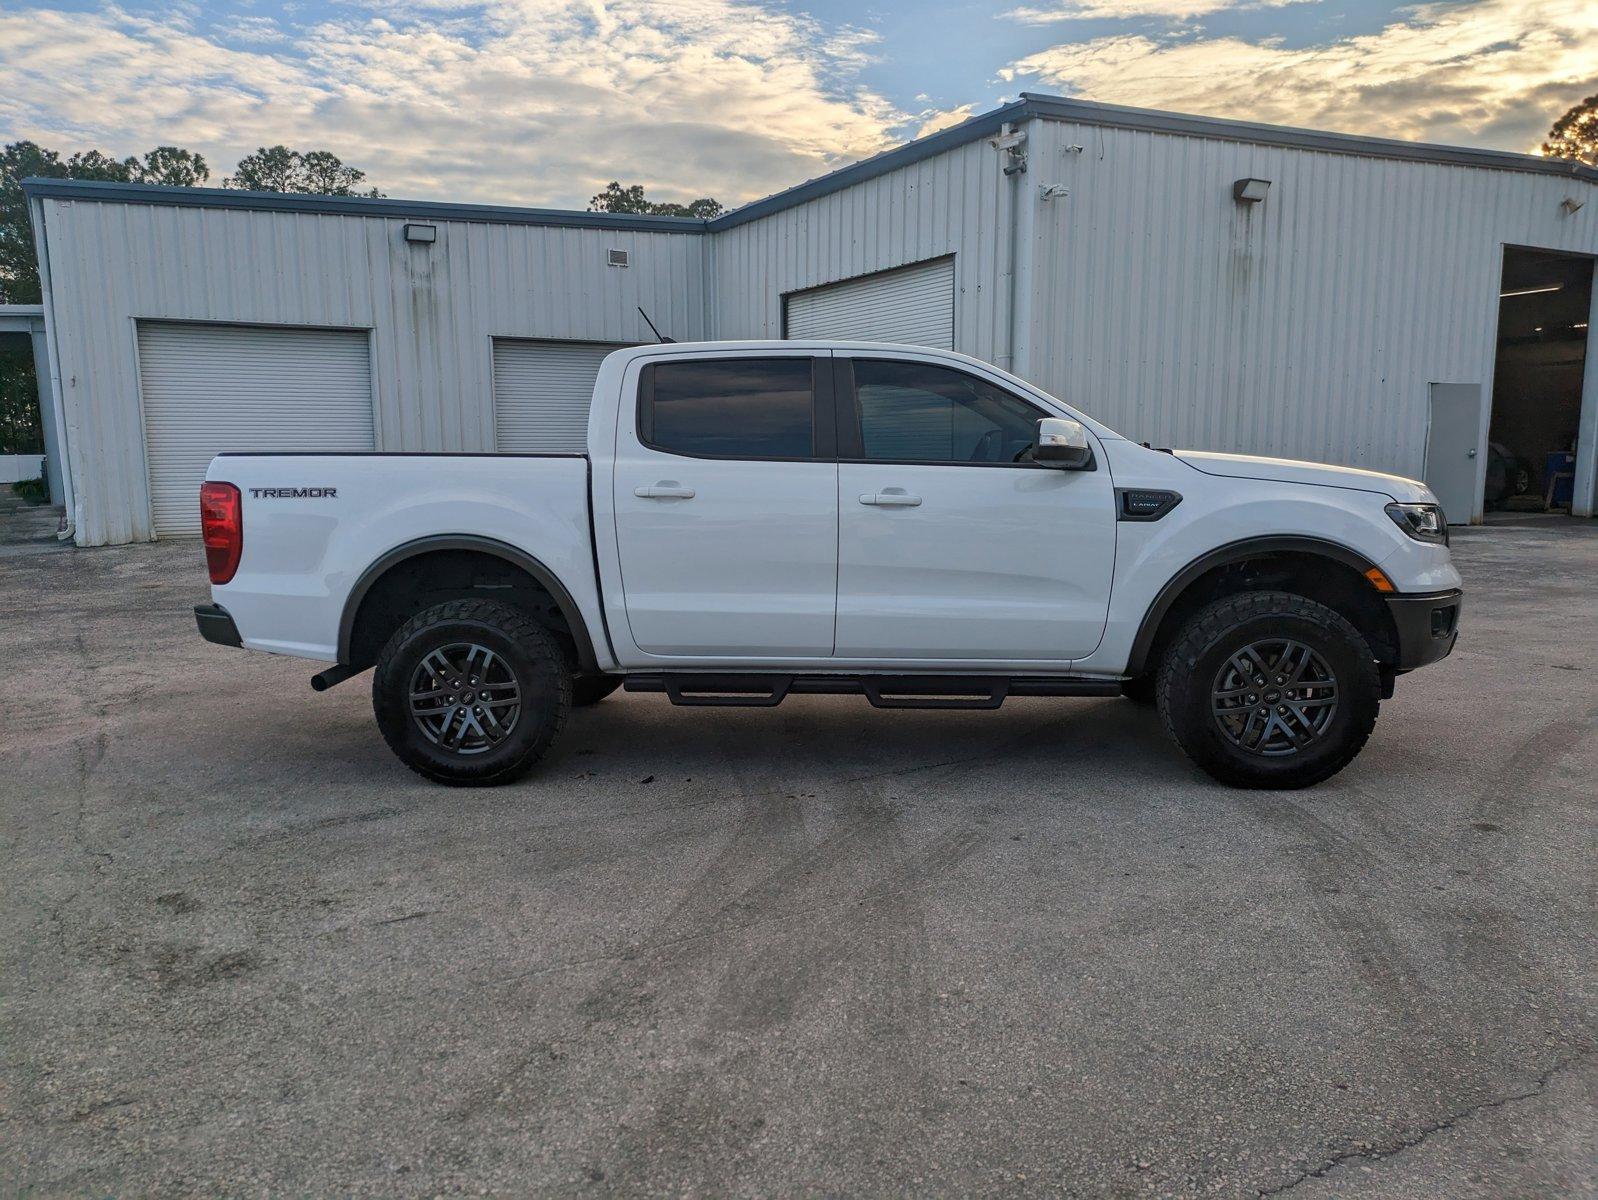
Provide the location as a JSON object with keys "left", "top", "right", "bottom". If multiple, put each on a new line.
{"left": 1384, "top": 589, "right": 1461, "bottom": 670}
{"left": 194, "top": 603, "right": 243, "bottom": 648}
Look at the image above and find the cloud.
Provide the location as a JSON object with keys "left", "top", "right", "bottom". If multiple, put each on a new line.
{"left": 1006, "top": 0, "right": 1310, "bottom": 23}
{"left": 914, "top": 104, "right": 977, "bottom": 138}
{"left": 219, "top": 15, "right": 288, "bottom": 45}
{"left": 1001, "top": 0, "right": 1598, "bottom": 152}
{"left": 0, "top": 0, "right": 909, "bottom": 208}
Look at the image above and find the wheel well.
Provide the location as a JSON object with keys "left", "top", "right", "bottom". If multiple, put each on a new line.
{"left": 344, "top": 549, "right": 584, "bottom": 671}
{"left": 1131, "top": 551, "right": 1399, "bottom": 678}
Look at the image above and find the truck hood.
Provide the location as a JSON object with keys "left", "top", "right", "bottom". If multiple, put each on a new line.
{"left": 1174, "top": 450, "right": 1436, "bottom": 503}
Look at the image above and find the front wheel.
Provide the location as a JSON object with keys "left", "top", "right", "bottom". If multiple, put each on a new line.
{"left": 1156, "top": 591, "right": 1380, "bottom": 789}
{"left": 372, "top": 599, "right": 571, "bottom": 786}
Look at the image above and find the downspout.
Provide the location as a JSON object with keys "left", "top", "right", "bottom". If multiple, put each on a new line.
{"left": 992, "top": 119, "right": 1033, "bottom": 376}
{"left": 1011, "top": 129, "right": 1038, "bottom": 381}
{"left": 26, "top": 194, "right": 77, "bottom": 542}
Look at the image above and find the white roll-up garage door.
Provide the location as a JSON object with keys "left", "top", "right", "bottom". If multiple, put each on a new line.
{"left": 138, "top": 322, "right": 374, "bottom": 535}
{"left": 492, "top": 340, "right": 620, "bottom": 453}
{"left": 784, "top": 258, "right": 955, "bottom": 349}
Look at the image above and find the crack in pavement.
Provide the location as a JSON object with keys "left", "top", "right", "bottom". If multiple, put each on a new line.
{"left": 1255, "top": 1050, "right": 1594, "bottom": 1197}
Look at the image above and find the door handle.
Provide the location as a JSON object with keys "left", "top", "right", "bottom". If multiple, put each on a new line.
{"left": 635, "top": 482, "right": 696, "bottom": 499}
{"left": 859, "top": 489, "right": 922, "bottom": 507}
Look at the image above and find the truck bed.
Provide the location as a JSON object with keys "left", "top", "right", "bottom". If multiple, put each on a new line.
{"left": 206, "top": 453, "right": 601, "bottom": 662}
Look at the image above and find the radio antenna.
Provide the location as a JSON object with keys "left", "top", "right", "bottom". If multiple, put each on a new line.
{"left": 638, "top": 307, "right": 675, "bottom": 343}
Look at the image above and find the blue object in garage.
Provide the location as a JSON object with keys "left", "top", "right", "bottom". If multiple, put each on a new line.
{"left": 1545, "top": 451, "right": 1576, "bottom": 508}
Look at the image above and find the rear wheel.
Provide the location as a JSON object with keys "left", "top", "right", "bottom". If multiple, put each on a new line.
{"left": 1156, "top": 591, "right": 1379, "bottom": 789}
{"left": 372, "top": 599, "right": 571, "bottom": 786}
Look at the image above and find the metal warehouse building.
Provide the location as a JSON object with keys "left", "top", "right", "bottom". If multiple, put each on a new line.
{"left": 23, "top": 93, "right": 1598, "bottom": 546}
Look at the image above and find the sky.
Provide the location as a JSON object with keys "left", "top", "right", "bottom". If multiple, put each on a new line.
{"left": 0, "top": 0, "right": 1592, "bottom": 211}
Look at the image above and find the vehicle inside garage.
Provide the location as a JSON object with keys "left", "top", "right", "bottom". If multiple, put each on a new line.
{"left": 1487, "top": 247, "right": 1594, "bottom": 513}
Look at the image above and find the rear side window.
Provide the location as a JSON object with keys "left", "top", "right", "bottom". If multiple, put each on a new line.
{"left": 639, "top": 358, "right": 816, "bottom": 459}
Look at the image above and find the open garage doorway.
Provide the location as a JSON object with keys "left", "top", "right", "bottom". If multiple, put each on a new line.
{"left": 1487, "top": 248, "right": 1594, "bottom": 517}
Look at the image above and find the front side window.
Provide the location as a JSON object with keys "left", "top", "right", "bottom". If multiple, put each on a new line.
{"left": 851, "top": 359, "right": 1044, "bottom": 464}
{"left": 640, "top": 358, "right": 816, "bottom": 459}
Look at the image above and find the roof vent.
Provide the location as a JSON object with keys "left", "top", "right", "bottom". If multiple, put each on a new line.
{"left": 607, "top": 248, "right": 629, "bottom": 268}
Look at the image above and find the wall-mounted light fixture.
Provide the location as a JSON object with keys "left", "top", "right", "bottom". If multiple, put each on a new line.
{"left": 1561, "top": 197, "right": 1584, "bottom": 215}
{"left": 403, "top": 223, "right": 437, "bottom": 244}
{"left": 1232, "top": 178, "right": 1271, "bottom": 204}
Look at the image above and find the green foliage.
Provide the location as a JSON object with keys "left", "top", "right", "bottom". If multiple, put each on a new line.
{"left": 0, "top": 336, "right": 41, "bottom": 455}
{"left": 588, "top": 181, "right": 723, "bottom": 219}
{"left": 1, "top": 141, "right": 210, "bottom": 303}
{"left": 224, "top": 146, "right": 383, "bottom": 197}
{"left": 12, "top": 473, "right": 48, "bottom": 505}
{"left": 1543, "top": 94, "right": 1598, "bottom": 167}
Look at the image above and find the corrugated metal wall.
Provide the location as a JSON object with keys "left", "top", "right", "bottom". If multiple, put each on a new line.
{"left": 708, "top": 137, "right": 1016, "bottom": 363}
{"left": 36, "top": 117, "right": 1598, "bottom": 545}
{"left": 35, "top": 198, "right": 706, "bottom": 545}
{"left": 1020, "top": 120, "right": 1597, "bottom": 483}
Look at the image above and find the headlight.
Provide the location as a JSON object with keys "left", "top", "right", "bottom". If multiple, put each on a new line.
{"left": 1385, "top": 502, "right": 1448, "bottom": 544}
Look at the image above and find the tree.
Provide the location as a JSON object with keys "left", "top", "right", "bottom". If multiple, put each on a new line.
{"left": 0, "top": 141, "right": 210, "bottom": 304}
{"left": 225, "top": 146, "right": 382, "bottom": 197}
{"left": 1542, "top": 93, "right": 1598, "bottom": 167}
{"left": 588, "top": 181, "right": 723, "bottom": 219}
{"left": 132, "top": 146, "right": 210, "bottom": 187}
{"left": 0, "top": 336, "right": 42, "bottom": 458}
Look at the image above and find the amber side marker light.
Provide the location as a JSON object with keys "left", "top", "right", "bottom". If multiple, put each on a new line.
{"left": 1364, "top": 566, "right": 1396, "bottom": 593}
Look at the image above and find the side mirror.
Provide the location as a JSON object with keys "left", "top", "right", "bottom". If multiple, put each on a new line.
{"left": 1035, "top": 417, "right": 1093, "bottom": 470}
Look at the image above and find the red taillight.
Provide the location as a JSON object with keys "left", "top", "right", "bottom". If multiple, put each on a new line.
{"left": 200, "top": 481, "right": 242, "bottom": 584}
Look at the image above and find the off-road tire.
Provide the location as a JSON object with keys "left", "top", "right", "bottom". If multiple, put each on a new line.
{"left": 572, "top": 676, "right": 623, "bottom": 707}
{"left": 1155, "top": 590, "right": 1380, "bottom": 789}
{"left": 372, "top": 599, "right": 571, "bottom": 786}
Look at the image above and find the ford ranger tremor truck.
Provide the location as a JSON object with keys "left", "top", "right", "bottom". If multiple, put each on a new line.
{"left": 194, "top": 341, "right": 1461, "bottom": 789}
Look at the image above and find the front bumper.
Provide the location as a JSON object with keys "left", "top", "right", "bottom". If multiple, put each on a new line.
{"left": 194, "top": 603, "right": 243, "bottom": 648}
{"left": 1384, "top": 589, "right": 1461, "bottom": 670}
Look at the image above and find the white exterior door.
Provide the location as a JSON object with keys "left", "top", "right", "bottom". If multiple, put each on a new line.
{"left": 833, "top": 355, "right": 1116, "bottom": 662}
{"left": 493, "top": 339, "right": 620, "bottom": 452}
{"left": 137, "top": 322, "right": 374, "bottom": 535}
{"left": 1425, "top": 382, "right": 1483, "bottom": 525}
{"left": 784, "top": 258, "right": 955, "bottom": 349}
{"left": 611, "top": 352, "right": 838, "bottom": 658}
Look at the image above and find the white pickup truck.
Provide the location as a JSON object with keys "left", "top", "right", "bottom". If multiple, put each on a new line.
{"left": 195, "top": 340, "right": 1461, "bottom": 789}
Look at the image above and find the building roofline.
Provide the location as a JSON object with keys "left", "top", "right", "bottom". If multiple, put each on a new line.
{"left": 710, "top": 93, "right": 1596, "bottom": 229}
{"left": 18, "top": 178, "right": 708, "bottom": 233}
{"left": 23, "top": 94, "right": 1595, "bottom": 235}
{"left": 707, "top": 99, "right": 1032, "bottom": 230}
{"left": 1017, "top": 94, "right": 1598, "bottom": 183}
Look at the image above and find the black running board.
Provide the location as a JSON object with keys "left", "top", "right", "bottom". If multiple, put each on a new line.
{"left": 623, "top": 673, "right": 1121, "bottom": 710}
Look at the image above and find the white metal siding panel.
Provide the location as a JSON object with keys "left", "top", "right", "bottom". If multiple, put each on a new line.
{"left": 492, "top": 340, "right": 618, "bottom": 452}
{"left": 137, "top": 323, "right": 374, "bottom": 534}
{"left": 1021, "top": 120, "right": 1597, "bottom": 499}
{"left": 35, "top": 122, "right": 1598, "bottom": 544}
{"left": 37, "top": 197, "right": 707, "bottom": 544}
{"left": 709, "top": 137, "right": 1013, "bottom": 364}
{"left": 785, "top": 259, "right": 954, "bottom": 348}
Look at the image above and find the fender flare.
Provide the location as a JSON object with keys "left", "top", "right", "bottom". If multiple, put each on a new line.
{"left": 337, "top": 534, "right": 599, "bottom": 672}
{"left": 1124, "top": 535, "right": 1381, "bottom": 678}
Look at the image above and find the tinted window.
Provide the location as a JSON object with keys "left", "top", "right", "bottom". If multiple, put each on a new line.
{"left": 852, "top": 360, "right": 1044, "bottom": 464}
{"left": 642, "top": 359, "right": 815, "bottom": 458}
